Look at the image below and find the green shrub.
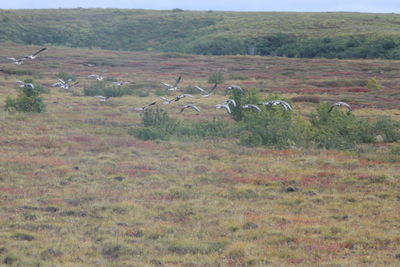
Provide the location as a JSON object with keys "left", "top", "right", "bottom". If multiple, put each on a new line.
{"left": 208, "top": 71, "right": 225, "bottom": 84}
{"left": 5, "top": 78, "right": 46, "bottom": 113}
{"left": 366, "top": 77, "right": 382, "bottom": 90}
{"left": 84, "top": 81, "right": 128, "bottom": 97}
{"left": 372, "top": 117, "right": 400, "bottom": 142}
{"left": 310, "top": 103, "right": 373, "bottom": 149}
{"left": 239, "top": 107, "right": 296, "bottom": 149}
{"left": 131, "top": 127, "right": 170, "bottom": 140}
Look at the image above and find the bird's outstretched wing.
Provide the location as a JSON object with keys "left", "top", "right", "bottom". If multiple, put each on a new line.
{"left": 30, "top": 47, "right": 47, "bottom": 57}
{"left": 173, "top": 76, "right": 182, "bottom": 87}
{"left": 195, "top": 86, "right": 208, "bottom": 94}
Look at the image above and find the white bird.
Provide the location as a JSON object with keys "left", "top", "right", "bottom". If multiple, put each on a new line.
{"left": 262, "top": 100, "right": 292, "bottom": 111}
{"left": 6, "top": 47, "right": 47, "bottom": 65}
{"left": 180, "top": 103, "right": 200, "bottom": 113}
{"left": 174, "top": 94, "right": 194, "bottom": 102}
{"left": 7, "top": 57, "right": 26, "bottom": 65}
{"left": 223, "top": 99, "right": 237, "bottom": 107}
{"left": 195, "top": 83, "right": 217, "bottom": 97}
{"left": 16, "top": 81, "right": 34, "bottom": 88}
{"left": 52, "top": 78, "right": 67, "bottom": 87}
{"left": 95, "top": 96, "right": 111, "bottom": 102}
{"left": 215, "top": 104, "right": 231, "bottom": 114}
{"left": 328, "top": 101, "right": 352, "bottom": 113}
{"left": 88, "top": 74, "right": 104, "bottom": 81}
{"left": 159, "top": 96, "right": 175, "bottom": 105}
{"left": 134, "top": 101, "right": 157, "bottom": 111}
{"left": 227, "top": 85, "right": 244, "bottom": 94}
{"left": 61, "top": 80, "right": 79, "bottom": 89}
{"left": 161, "top": 76, "right": 181, "bottom": 91}
{"left": 242, "top": 104, "right": 261, "bottom": 112}
{"left": 23, "top": 47, "right": 47, "bottom": 60}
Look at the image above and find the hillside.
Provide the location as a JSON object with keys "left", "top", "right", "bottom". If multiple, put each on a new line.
{"left": 1, "top": 9, "right": 400, "bottom": 58}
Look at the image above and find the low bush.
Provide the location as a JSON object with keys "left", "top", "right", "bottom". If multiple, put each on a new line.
{"left": 5, "top": 78, "right": 46, "bottom": 112}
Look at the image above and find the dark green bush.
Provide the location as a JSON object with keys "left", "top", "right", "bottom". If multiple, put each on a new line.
{"left": 132, "top": 127, "right": 170, "bottom": 141}
{"left": 207, "top": 71, "right": 225, "bottom": 84}
{"left": 84, "top": 81, "right": 129, "bottom": 97}
{"left": 239, "top": 107, "right": 296, "bottom": 149}
{"left": 5, "top": 78, "right": 46, "bottom": 112}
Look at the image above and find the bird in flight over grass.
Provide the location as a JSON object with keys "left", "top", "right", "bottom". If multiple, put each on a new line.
{"left": 88, "top": 74, "right": 104, "bottom": 81}
{"left": 134, "top": 101, "right": 157, "bottom": 111}
{"left": 7, "top": 57, "right": 26, "bottom": 65}
{"left": 17, "top": 81, "right": 34, "bottom": 88}
{"left": 262, "top": 100, "right": 293, "bottom": 111}
{"left": 7, "top": 47, "right": 47, "bottom": 65}
{"left": 161, "top": 76, "right": 181, "bottom": 91}
{"left": 159, "top": 96, "right": 175, "bottom": 105}
{"left": 227, "top": 85, "right": 244, "bottom": 94}
{"left": 223, "top": 99, "right": 237, "bottom": 107}
{"left": 95, "top": 96, "right": 111, "bottom": 102}
{"left": 180, "top": 103, "right": 200, "bottom": 113}
{"left": 174, "top": 94, "right": 194, "bottom": 102}
{"left": 53, "top": 79, "right": 79, "bottom": 89}
{"left": 24, "top": 47, "right": 47, "bottom": 60}
{"left": 195, "top": 83, "right": 218, "bottom": 97}
{"left": 215, "top": 104, "right": 231, "bottom": 113}
{"left": 242, "top": 104, "right": 261, "bottom": 112}
{"left": 328, "top": 101, "right": 352, "bottom": 113}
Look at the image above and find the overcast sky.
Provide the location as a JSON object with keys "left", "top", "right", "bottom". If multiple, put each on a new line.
{"left": 1, "top": 0, "right": 399, "bottom": 13}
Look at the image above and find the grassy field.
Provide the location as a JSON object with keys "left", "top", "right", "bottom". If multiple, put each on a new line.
{"left": 0, "top": 43, "right": 400, "bottom": 266}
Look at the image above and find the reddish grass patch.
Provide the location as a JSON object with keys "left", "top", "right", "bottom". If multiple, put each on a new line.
{"left": 346, "top": 87, "right": 371, "bottom": 93}
{"left": 66, "top": 135, "right": 95, "bottom": 144}
{"left": 0, "top": 187, "right": 24, "bottom": 194}
{"left": 359, "top": 159, "right": 384, "bottom": 166}
{"left": 300, "top": 176, "right": 333, "bottom": 188}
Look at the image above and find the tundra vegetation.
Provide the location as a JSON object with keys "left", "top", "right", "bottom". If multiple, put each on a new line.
{"left": 0, "top": 40, "right": 399, "bottom": 266}
{"left": 1, "top": 9, "right": 400, "bottom": 58}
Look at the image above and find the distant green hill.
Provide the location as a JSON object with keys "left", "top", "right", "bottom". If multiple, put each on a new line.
{"left": 1, "top": 8, "right": 400, "bottom": 59}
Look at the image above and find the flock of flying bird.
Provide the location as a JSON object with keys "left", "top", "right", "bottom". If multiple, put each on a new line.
{"left": 3, "top": 47, "right": 354, "bottom": 115}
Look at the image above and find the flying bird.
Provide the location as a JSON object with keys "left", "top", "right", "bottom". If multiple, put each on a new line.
{"left": 223, "top": 99, "right": 237, "bottom": 107}
{"left": 134, "top": 101, "right": 157, "bottom": 111}
{"left": 174, "top": 94, "right": 194, "bottom": 102}
{"left": 195, "top": 83, "right": 218, "bottom": 97}
{"left": 242, "top": 104, "right": 261, "bottom": 112}
{"left": 161, "top": 76, "right": 181, "bottom": 91}
{"left": 7, "top": 57, "right": 26, "bottom": 65}
{"left": 262, "top": 100, "right": 293, "bottom": 111}
{"left": 17, "top": 81, "right": 34, "bottom": 88}
{"left": 7, "top": 47, "right": 47, "bottom": 65}
{"left": 227, "top": 85, "right": 244, "bottom": 94}
{"left": 215, "top": 104, "right": 231, "bottom": 114}
{"left": 88, "top": 74, "right": 104, "bottom": 81}
{"left": 54, "top": 79, "right": 78, "bottom": 89}
{"left": 180, "top": 104, "right": 200, "bottom": 113}
{"left": 328, "top": 101, "right": 352, "bottom": 113}
{"left": 23, "top": 47, "right": 47, "bottom": 60}
{"left": 95, "top": 96, "right": 111, "bottom": 102}
{"left": 159, "top": 96, "right": 175, "bottom": 105}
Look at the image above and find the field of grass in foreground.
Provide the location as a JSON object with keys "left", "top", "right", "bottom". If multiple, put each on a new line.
{"left": 0, "top": 44, "right": 399, "bottom": 266}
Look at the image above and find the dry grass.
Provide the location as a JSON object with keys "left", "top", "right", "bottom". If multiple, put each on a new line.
{"left": 0, "top": 43, "right": 399, "bottom": 266}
